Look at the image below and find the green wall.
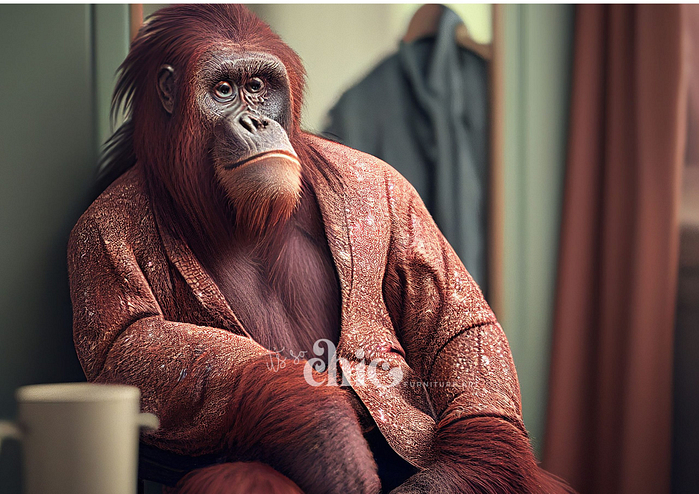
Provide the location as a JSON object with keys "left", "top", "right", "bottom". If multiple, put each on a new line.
{"left": 0, "top": 5, "right": 129, "bottom": 492}
{"left": 500, "top": 4, "right": 574, "bottom": 457}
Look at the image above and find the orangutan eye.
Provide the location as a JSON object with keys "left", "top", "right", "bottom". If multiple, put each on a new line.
{"left": 245, "top": 77, "right": 264, "bottom": 93}
{"left": 213, "top": 81, "right": 235, "bottom": 101}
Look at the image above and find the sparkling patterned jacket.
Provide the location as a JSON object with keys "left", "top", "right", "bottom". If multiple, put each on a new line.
{"left": 68, "top": 135, "right": 522, "bottom": 468}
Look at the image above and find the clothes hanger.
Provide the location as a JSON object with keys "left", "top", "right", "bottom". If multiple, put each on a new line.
{"left": 402, "top": 4, "right": 492, "bottom": 60}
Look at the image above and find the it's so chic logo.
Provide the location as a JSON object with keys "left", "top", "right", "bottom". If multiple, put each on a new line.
{"left": 266, "top": 339, "right": 403, "bottom": 389}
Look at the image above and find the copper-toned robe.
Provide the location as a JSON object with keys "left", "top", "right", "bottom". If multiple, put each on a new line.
{"left": 68, "top": 135, "right": 522, "bottom": 468}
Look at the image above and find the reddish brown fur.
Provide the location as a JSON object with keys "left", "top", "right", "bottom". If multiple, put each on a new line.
{"left": 101, "top": 5, "right": 573, "bottom": 494}
{"left": 223, "top": 358, "right": 379, "bottom": 494}
{"left": 390, "top": 417, "right": 575, "bottom": 493}
{"left": 108, "top": 5, "right": 342, "bottom": 360}
{"left": 215, "top": 155, "right": 303, "bottom": 238}
{"left": 174, "top": 462, "right": 303, "bottom": 494}
{"left": 200, "top": 181, "right": 341, "bottom": 363}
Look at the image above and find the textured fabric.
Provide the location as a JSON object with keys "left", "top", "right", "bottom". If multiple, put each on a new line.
{"left": 544, "top": 5, "right": 687, "bottom": 494}
{"left": 324, "top": 8, "right": 489, "bottom": 292}
{"left": 68, "top": 134, "right": 522, "bottom": 468}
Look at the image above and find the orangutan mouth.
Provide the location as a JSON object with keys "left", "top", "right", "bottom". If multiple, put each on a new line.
{"left": 224, "top": 150, "right": 300, "bottom": 170}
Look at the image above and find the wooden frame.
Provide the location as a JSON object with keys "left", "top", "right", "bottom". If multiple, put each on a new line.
{"left": 488, "top": 4, "right": 505, "bottom": 317}
{"left": 130, "top": 4, "right": 143, "bottom": 41}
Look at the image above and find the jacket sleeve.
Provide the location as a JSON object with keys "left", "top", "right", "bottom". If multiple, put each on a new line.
{"left": 382, "top": 170, "right": 524, "bottom": 432}
{"left": 68, "top": 213, "right": 269, "bottom": 456}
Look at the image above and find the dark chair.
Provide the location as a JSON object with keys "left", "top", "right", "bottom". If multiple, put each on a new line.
{"left": 137, "top": 442, "right": 226, "bottom": 492}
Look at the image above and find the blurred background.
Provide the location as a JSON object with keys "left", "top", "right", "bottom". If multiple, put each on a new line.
{"left": 0, "top": 4, "right": 696, "bottom": 494}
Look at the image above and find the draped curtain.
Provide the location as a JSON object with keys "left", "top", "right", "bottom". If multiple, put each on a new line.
{"left": 544, "top": 5, "right": 687, "bottom": 494}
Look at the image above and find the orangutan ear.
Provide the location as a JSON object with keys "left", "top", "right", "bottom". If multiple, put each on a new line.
{"left": 157, "top": 65, "right": 176, "bottom": 114}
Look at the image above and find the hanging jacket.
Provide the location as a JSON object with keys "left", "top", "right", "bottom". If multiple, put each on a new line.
{"left": 324, "top": 8, "right": 489, "bottom": 292}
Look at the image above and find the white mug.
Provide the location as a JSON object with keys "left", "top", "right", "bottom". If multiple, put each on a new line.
{"left": 0, "top": 383, "right": 158, "bottom": 494}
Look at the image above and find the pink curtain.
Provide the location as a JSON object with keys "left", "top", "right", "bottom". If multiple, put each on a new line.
{"left": 544, "top": 5, "right": 687, "bottom": 494}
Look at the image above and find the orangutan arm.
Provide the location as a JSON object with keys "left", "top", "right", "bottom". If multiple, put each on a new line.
{"left": 390, "top": 328, "right": 573, "bottom": 493}
{"left": 68, "top": 210, "right": 379, "bottom": 494}
{"left": 391, "top": 416, "right": 572, "bottom": 494}
{"left": 383, "top": 172, "right": 573, "bottom": 493}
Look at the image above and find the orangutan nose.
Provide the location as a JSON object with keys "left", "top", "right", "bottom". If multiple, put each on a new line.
{"left": 239, "top": 113, "right": 268, "bottom": 134}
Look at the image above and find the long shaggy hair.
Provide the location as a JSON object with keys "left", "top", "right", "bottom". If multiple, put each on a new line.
{"left": 97, "top": 5, "right": 308, "bottom": 247}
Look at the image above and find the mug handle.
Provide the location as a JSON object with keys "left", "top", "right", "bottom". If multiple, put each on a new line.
{"left": 0, "top": 421, "right": 22, "bottom": 455}
{"left": 136, "top": 413, "right": 159, "bottom": 430}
